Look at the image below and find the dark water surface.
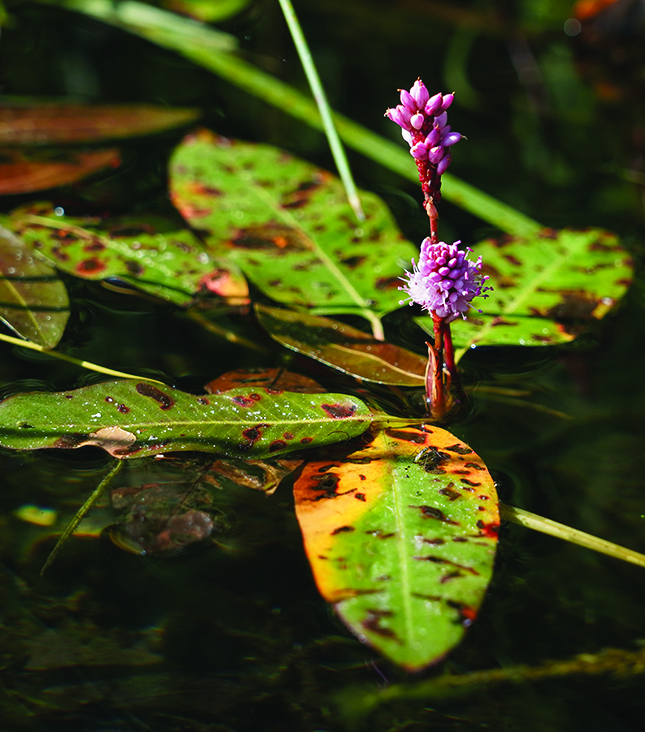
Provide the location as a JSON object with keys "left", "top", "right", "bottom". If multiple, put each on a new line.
{"left": 1, "top": 1, "right": 645, "bottom": 730}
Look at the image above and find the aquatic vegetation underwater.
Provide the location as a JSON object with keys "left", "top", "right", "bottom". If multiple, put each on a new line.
{"left": 1, "top": 0, "right": 645, "bottom": 730}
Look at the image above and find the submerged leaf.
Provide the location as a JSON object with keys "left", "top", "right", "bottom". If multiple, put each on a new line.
{"left": 204, "top": 366, "right": 325, "bottom": 395}
{"left": 294, "top": 426, "right": 498, "bottom": 671}
{"left": 169, "top": 130, "right": 417, "bottom": 318}
{"left": 0, "top": 380, "right": 372, "bottom": 458}
{"left": 0, "top": 224, "right": 69, "bottom": 347}
{"left": 416, "top": 229, "right": 632, "bottom": 358}
{"left": 256, "top": 304, "right": 426, "bottom": 385}
{"left": 107, "top": 481, "right": 229, "bottom": 555}
{"left": 0, "top": 103, "right": 199, "bottom": 145}
{"left": 0, "top": 148, "right": 120, "bottom": 194}
{"left": 7, "top": 205, "right": 248, "bottom": 306}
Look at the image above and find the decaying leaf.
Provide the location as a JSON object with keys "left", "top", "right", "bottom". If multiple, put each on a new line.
{"left": 0, "top": 103, "right": 199, "bottom": 145}
{"left": 0, "top": 148, "right": 121, "bottom": 194}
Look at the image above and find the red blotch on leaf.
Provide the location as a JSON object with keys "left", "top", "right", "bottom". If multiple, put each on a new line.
{"left": 476, "top": 520, "right": 500, "bottom": 539}
{"left": 76, "top": 257, "right": 106, "bottom": 275}
{"left": 321, "top": 403, "right": 357, "bottom": 419}
{"left": 269, "top": 440, "right": 287, "bottom": 453}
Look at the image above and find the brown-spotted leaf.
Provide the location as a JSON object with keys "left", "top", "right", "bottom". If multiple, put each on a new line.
{"left": 416, "top": 229, "right": 633, "bottom": 360}
{"left": 294, "top": 426, "right": 499, "bottom": 671}
{"left": 0, "top": 104, "right": 199, "bottom": 145}
{"left": 203, "top": 368, "right": 324, "bottom": 492}
{"left": 0, "top": 148, "right": 120, "bottom": 195}
{"left": 256, "top": 304, "right": 426, "bottom": 385}
{"left": 169, "top": 130, "right": 417, "bottom": 319}
{"left": 0, "top": 224, "right": 69, "bottom": 347}
{"left": 0, "top": 380, "right": 372, "bottom": 459}
{"left": 6, "top": 205, "right": 247, "bottom": 307}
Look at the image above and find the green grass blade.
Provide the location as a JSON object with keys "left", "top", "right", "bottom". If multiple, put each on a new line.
{"left": 277, "top": 0, "right": 364, "bottom": 222}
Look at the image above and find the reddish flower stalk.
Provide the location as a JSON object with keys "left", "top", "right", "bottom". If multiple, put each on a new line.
{"left": 385, "top": 80, "right": 461, "bottom": 242}
{"left": 388, "top": 80, "right": 491, "bottom": 419}
{"left": 399, "top": 238, "right": 491, "bottom": 419}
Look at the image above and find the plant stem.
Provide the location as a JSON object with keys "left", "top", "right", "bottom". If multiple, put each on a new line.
{"left": 362, "top": 309, "right": 385, "bottom": 341}
{"left": 41, "top": 460, "right": 124, "bottom": 575}
{"left": 443, "top": 324, "right": 458, "bottom": 383}
{"left": 501, "top": 503, "right": 645, "bottom": 569}
{"left": 277, "top": 0, "right": 364, "bottom": 222}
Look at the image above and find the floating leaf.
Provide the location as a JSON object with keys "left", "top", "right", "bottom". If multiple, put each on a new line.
{"left": 0, "top": 148, "right": 120, "bottom": 194}
{"left": 294, "top": 426, "right": 499, "bottom": 671}
{"left": 256, "top": 304, "right": 426, "bottom": 385}
{"left": 0, "top": 223, "right": 69, "bottom": 348}
{"left": 416, "top": 229, "right": 632, "bottom": 359}
{"left": 6, "top": 205, "right": 248, "bottom": 306}
{"left": 0, "top": 380, "right": 373, "bottom": 459}
{"left": 0, "top": 103, "right": 199, "bottom": 145}
{"left": 169, "top": 130, "right": 417, "bottom": 318}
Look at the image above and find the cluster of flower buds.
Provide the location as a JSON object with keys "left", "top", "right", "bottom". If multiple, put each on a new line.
{"left": 399, "top": 238, "right": 491, "bottom": 323}
{"left": 385, "top": 80, "right": 462, "bottom": 205}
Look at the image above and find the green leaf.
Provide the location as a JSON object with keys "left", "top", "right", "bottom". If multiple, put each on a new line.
{"left": 0, "top": 380, "right": 373, "bottom": 459}
{"left": 256, "top": 304, "right": 426, "bottom": 386}
{"left": 169, "top": 129, "right": 417, "bottom": 318}
{"left": 6, "top": 205, "right": 248, "bottom": 306}
{"left": 0, "top": 102, "right": 199, "bottom": 145}
{"left": 0, "top": 223, "right": 69, "bottom": 348}
{"left": 416, "top": 229, "right": 633, "bottom": 360}
{"left": 294, "top": 427, "right": 499, "bottom": 671}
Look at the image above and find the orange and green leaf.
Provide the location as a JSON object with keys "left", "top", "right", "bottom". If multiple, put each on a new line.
{"left": 294, "top": 426, "right": 499, "bottom": 671}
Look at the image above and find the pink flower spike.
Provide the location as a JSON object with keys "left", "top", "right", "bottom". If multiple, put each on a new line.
{"left": 425, "top": 93, "right": 443, "bottom": 116}
{"left": 425, "top": 127, "right": 440, "bottom": 147}
{"left": 440, "top": 93, "right": 455, "bottom": 111}
{"left": 436, "top": 154, "right": 451, "bottom": 175}
{"left": 441, "top": 132, "right": 462, "bottom": 147}
{"left": 410, "top": 112, "right": 425, "bottom": 130}
{"left": 428, "top": 146, "right": 444, "bottom": 164}
{"left": 434, "top": 111, "right": 448, "bottom": 129}
{"left": 400, "top": 89, "right": 417, "bottom": 112}
{"left": 410, "top": 141, "right": 429, "bottom": 160}
{"left": 411, "top": 79, "right": 430, "bottom": 108}
{"left": 399, "top": 238, "right": 492, "bottom": 322}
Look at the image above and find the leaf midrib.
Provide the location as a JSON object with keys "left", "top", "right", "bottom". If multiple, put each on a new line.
{"left": 457, "top": 235, "right": 588, "bottom": 359}
{"left": 235, "top": 164, "right": 370, "bottom": 311}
